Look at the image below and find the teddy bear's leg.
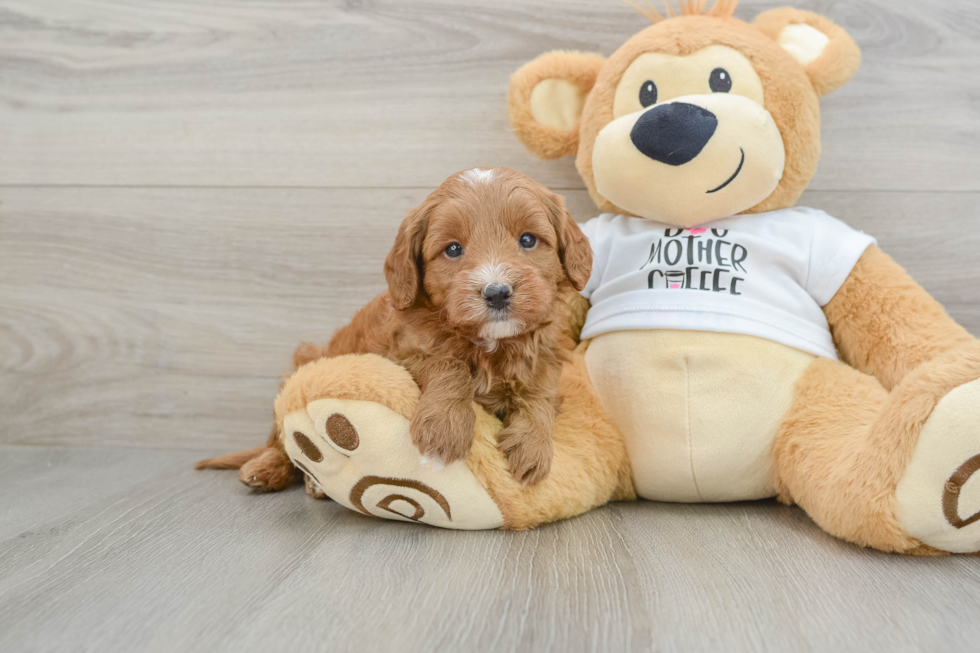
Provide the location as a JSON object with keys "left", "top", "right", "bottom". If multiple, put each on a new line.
{"left": 275, "top": 348, "right": 634, "bottom": 530}
{"left": 773, "top": 343, "right": 980, "bottom": 554}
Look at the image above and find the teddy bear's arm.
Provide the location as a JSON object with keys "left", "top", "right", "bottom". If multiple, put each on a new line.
{"left": 823, "top": 245, "right": 973, "bottom": 390}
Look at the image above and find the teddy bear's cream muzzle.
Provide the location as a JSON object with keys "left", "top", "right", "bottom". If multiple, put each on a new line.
{"left": 592, "top": 93, "right": 785, "bottom": 227}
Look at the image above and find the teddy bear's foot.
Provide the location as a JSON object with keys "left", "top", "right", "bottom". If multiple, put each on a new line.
{"left": 283, "top": 398, "right": 505, "bottom": 529}
{"left": 896, "top": 378, "right": 980, "bottom": 553}
{"left": 276, "top": 354, "right": 505, "bottom": 530}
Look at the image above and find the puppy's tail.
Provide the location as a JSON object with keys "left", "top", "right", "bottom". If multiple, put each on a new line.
{"left": 195, "top": 445, "right": 269, "bottom": 470}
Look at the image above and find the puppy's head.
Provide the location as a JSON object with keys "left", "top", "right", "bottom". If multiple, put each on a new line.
{"left": 384, "top": 167, "right": 591, "bottom": 341}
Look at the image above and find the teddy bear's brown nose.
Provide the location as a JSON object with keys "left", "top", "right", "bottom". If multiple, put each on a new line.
{"left": 630, "top": 102, "right": 718, "bottom": 166}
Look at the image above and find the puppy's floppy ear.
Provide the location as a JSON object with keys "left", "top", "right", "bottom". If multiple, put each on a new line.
{"left": 384, "top": 202, "right": 431, "bottom": 310}
{"left": 508, "top": 50, "right": 606, "bottom": 160}
{"left": 754, "top": 8, "right": 861, "bottom": 97}
{"left": 541, "top": 190, "right": 592, "bottom": 292}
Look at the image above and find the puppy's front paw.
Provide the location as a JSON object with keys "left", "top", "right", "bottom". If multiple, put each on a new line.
{"left": 498, "top": 426, "right": 553, "bottom": 486}
{"left": 410, "top": 398, "right": 476, "bottom": 464}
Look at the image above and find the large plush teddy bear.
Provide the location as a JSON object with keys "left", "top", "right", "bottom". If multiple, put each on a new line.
{"left": 217, "top": 1, "right": 980, "bottom": 554}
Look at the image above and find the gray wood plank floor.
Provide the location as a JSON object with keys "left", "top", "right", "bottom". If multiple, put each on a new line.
{"left": 3, "top": 445, "right": 980, "bottom": 653}
{"left": 2, "top": 0, "right": 980, "bottom": 651}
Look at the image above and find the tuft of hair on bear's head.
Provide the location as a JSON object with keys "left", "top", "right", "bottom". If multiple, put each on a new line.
{"left": 624, "top": 0, "right": 739, "bottom": 24}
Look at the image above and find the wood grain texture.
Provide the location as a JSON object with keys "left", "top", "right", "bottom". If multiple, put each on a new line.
{"left": 2, "top": 0, "right": 980, "bottom": 650}
{"left": 1, "top": 445, "right": 979, "bottom": 653}
{"left": 1, "top": 0, "right": 979, "bottom": 190}
{"left": 1, "top": 188, "right": 978, "bottom": 450}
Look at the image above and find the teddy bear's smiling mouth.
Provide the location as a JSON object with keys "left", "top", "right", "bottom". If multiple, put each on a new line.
{"left": 706, "top": 148, "right": 745, "bottom": 194}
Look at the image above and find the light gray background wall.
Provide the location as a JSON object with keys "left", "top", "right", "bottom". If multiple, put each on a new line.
{"left": 1, "top": 1, "right": 979, "bottom": 651}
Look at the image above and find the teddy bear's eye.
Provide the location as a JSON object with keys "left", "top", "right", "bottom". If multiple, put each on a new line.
{"left": 709, "top": 68, "right": 732, "bottom": 93}
{"left": 639, "top": 80, "right": 658, "bottom": 108}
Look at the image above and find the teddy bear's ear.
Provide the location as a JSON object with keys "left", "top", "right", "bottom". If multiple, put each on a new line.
{"left": 754, "top": 8, "right": 861, "bottom": 97}
{"left": 508, "top": 50, "right": 606, "bottom": 160}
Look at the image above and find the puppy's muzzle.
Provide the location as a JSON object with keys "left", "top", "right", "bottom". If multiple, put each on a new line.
{"left": 483, "top": 283, "right": 512, "bottom": 311}
{"left": 630, "top": 102, "right": 718, "bottom": 166}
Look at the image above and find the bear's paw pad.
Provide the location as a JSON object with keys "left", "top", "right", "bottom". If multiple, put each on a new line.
{"left": 896, "top": 377, "right": 980, "bottom": 553}
{"left": 282, "top": 398, "right": 504, "bottom": 530}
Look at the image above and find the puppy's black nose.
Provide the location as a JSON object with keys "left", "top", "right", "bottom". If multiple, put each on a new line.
{"left": 483, "top": 283, "right": 512, "bottom": 310}
{"left": 630, "top": 102, "right": 718, "bottom": 166}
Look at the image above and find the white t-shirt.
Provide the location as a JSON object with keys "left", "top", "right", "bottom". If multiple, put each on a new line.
{"left": 579, "top": 208, "right": 876, "bottom": 359}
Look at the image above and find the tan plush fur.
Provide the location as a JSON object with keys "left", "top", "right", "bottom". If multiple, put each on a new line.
{"left": 274, "top": 353, "right": 421, "bottom": 422}
{"left": 773, "top": 358, "right": 910, "bottom": 551}
{"left": 769, "top": 223, "right": 979, "bottom": 555}
{"left": 582, "top": 16, "right": 822, "bottom": 217}
{"left": 824, "top": 245, "right": 973, "bottom": 391}
{"left": 753, "top": 8, "right": 861, "bottom": 97}
{"left": 508, "top": 12, "right": 844, "bottom": 218}
{"left": 508, "top": 7, "right": 858, "bottom": 219}
{"left": 624, "top": 0, "right": 739, "bottom": 24}
{"left": 502, "top": 5, "right": 980, "bottom": 552}
{"left": 508, "top": 51, "right": 606, "bottom": 160}
{"left": 775, "top": 341, "right": 980, "bottom": 554}
{"left": 875, "top": 340, "right": 980, "bottom": 555}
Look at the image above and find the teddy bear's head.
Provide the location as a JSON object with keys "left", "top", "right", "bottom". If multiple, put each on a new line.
{"left": 508, "top": 2, "right": 861, "bottom": 227}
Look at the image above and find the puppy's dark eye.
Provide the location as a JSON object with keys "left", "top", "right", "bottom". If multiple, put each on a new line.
{"left": 709, "top": 68, "right": 732, "bottom": 93}
{"left": 639, "top": 80, "right": 658, "bottom": 108}
{"left": 519, "top": 233, "right": 537, "bottom": 249}
{"left": 444, "top": 242, "right": 463, "bottom": 258}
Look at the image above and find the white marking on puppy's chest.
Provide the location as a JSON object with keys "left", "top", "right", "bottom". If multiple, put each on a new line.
{"left": 479, "top": 320, "right": 522, "bottom": 341}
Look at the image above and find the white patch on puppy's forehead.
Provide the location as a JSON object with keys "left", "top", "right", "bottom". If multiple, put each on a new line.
{"left": 459, "top": 168, "right": 497, "bottom": 185}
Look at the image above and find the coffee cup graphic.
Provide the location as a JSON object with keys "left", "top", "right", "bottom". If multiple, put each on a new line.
{"left": 664, "top": 270, "right": 685, "bottom": 289}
